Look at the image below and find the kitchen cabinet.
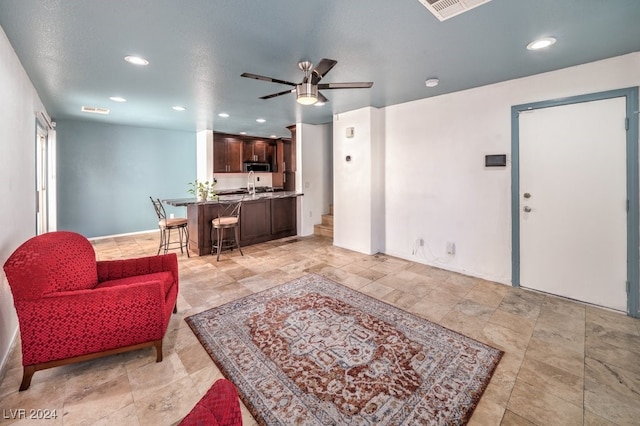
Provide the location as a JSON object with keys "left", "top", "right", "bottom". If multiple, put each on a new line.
{"left": 273, "top": 139, "right": 285, "bottom": 188}
{"left": 240, "top": 199, "right": 271, "bottom": 242}
{"left": 243, "top": 139, "right": 275, "bottom": 164}
{"left": 273, "top": 139, "right": 295, "bottom": 190}
{"left": 214, "top": 136, "right": 243, "bottom": 173}
{"left": 285, "top": 125, "right": 297, "bottom": 172}
{"left": 179, "top": 194, "right": 300, "bottom": 255}
{"left": 283, "top": 125, "right": 297, "bottom": 191}
{"left": 271, "top": 197, "right": 296, "bottom": 235}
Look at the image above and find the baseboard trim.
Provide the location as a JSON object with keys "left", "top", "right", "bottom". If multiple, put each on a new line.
{"left": 88, "top": 229, "right": 157, "bottom": 241}
{"left": 0, "top": 326, "right": 19, "bottom": 386}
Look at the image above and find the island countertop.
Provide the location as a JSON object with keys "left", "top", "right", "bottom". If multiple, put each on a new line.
{"left": 164, "top": 191, "right": 303, "bottom": 207}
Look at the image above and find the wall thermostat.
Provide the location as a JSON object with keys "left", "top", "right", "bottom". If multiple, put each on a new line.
{"left": 346, "top": 127, "right": 355, "bottom": 138}
{"left": 485, "top": 154, "right": 507, "bottom": 167}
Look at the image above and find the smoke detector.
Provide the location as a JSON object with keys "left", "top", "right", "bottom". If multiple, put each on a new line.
{"left": 417, "top": 0, "right": 492, "bottom": 21}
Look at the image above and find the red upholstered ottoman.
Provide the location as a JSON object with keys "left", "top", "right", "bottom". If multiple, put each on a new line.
{"left": 179, "top": 379, "right": 243, "bottom": 426}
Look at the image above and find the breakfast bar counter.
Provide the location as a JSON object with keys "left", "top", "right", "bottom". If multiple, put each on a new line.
{"left": 164, "top": 191, "right": 303, "bottom": 256}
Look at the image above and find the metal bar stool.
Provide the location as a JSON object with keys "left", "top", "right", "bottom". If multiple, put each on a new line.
{"left": 211, "top": 196, "right": 243, "bottom": 261}
{"left": 150, "top": 197, "right": 190, "bottom": 257}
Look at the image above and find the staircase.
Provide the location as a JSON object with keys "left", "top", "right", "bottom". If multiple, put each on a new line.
{"left": 314, "top": 204, "right": 334, "bottom": 239}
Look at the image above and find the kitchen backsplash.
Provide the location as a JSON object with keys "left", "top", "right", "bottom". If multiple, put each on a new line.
{"left": 211, "top": 172, "right": 274, "bottom": 191}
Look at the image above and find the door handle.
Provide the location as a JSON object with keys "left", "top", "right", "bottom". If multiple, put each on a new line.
{"left": 523, "top": 206, "right": 532, "bottom": 212}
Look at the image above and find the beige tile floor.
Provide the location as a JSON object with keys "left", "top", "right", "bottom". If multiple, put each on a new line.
{"left": 1, "top": 233, "right": 639, "bottom": 425}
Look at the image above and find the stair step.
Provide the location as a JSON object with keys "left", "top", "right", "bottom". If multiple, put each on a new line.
{"left": 314, "top": 223, "right": 333, "bottom": 239}
{"left": 321, "top": 214, "right": 334, "bottom": 227}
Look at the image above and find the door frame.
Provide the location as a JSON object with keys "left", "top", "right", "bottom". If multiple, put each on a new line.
{"left": 511, "top": 87, "right": 639, "bottom": 317}
{"left": 36, "top": 122, "right": 48, "bottom": 235}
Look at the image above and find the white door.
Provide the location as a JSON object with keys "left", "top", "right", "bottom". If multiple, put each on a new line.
{"left": 519, "top": 97, "right": 627, "bottom": 311}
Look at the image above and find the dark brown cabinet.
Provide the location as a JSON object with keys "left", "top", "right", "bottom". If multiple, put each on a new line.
{"left": 214, "top": 135, "right": 243, "bottom": 173}
{"left": 271, "top": 197, "right": 296, "bottom": 235}
{"left": 186, "top": 195, "right": 299, "bottom": 255}
{"left": 240, "top": 199, "right": 271, "bottom": 242}
{"left": 243, "top": 139, "right": 275, "bottom": 164}
{"left": 273, "top": 140, "right": 285, "bottom": 188}
{"left": 283, "top": 125, "right": 296, "bottom": 191}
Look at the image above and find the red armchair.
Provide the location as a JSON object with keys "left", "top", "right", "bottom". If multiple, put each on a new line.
{"left": 179, "top": 379, "right": 243, "bottom": 426}
{"left": 3, "top": 231, "right": 179, "bottom": 391}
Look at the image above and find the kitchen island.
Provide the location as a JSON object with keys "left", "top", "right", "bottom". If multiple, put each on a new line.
{"left": 164, "top": 191, "right": 303, "bottom": 256}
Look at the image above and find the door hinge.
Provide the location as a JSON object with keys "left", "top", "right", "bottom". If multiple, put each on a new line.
{"left": 627, "top": 281, "right": 630, "bottom": 294}
{"left": 627, "top": 199, "right": 630, "bottom": 212}
{"left": 625, "top": 117, "right": 629, "bottom": 131}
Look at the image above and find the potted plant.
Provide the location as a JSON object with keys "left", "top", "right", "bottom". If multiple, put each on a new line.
{"left": 188, "top": 179, "right": 217, "bottom": 202}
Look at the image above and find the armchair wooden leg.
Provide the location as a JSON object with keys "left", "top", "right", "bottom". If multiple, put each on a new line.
{"left": 19, "top": 366, "right": 36, "bottom": 391}
{"left": 154, "top": 340, "right": 163, "bottom": 362}
{"left": 173, "top": 302, "right": 177, "bottom": 314}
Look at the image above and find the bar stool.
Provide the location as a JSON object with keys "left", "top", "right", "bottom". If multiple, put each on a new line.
{"left": 211, "top": 196, "right": 243, "bottom": 261}
{"left": 150, "top": 197, "right": 190, "bottom": 257}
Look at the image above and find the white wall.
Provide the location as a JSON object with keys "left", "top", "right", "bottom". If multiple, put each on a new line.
{"left": 196, "top": 129, "right": 214, "bottom": 182}
{"left": 383, "top": 52, "right": 640, "bottom": 284}
{"left": 0, "top": 26, "right": 46, "bottom": 374}
{"left": 297, "top": 123, "right": 332, "bottom": 236}
{"left": 333, "top": 107, "right": 385, "bottom": 254}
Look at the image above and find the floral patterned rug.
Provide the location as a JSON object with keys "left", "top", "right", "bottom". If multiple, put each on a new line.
{"left": 186, "top": 273, "right": 503, "bottom": 425}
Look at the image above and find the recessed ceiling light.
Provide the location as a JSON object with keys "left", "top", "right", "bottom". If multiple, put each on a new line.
{"left": 526, "top": 37, "right": 557, "bottom": 50}
{"left": 172, "top": 106, "right": 186, "bottom": 111}
{"left": 425, "top": 78, "right": 439, "bottom": 88}
{"left": 256, "top": 118, "right": 266, "bottom": 123}
{"left": 270, "top": 135, "right": 277, "bottom": 138}
{"left": 218, "top": 113, "right": 230, "bottom": 118}
{"left": 124, "top": 55, "right": 149, "bottom": 66}
{"left": 240, "top": 131, "right": 247, "bottom": 135}
{"left": 109, "top": 96, "right": 127, "bottom": 102}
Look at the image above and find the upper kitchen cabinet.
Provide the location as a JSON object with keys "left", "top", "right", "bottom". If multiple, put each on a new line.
{"left": 243, "top": 139, "right": 275, "bottom": 164}
{"left": 282, "top": 126, "right": 296, "bottom": 191}
{"left": 286, "top": 125, "right": 297, "bottom": 172}
{"left": 214, "top": 134, "right": 243, "bottom": 173}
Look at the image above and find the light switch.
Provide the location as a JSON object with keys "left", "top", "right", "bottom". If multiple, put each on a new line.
{"left": 346, "top": 127, "right": 355, "bottom": 138}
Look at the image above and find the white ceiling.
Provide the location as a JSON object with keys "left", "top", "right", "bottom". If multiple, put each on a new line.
{"left": 1, "top": 0, "right": 639, "bottom": 138}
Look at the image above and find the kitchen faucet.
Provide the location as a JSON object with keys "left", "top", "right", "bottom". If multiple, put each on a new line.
{"left": 247, "top": 170, "right": 256, "bottom": 196}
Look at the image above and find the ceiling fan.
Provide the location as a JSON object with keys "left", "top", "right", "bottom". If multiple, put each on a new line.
{"left": 241, "top": 58, "right": 373, "bottom": 105}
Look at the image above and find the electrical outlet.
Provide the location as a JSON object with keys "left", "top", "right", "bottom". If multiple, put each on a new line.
{"left": 446, "top": 242, "right": 456, "bottom": 255}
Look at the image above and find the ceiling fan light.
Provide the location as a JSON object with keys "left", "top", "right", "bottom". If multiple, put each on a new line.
{"left": 296, "top": 83, "right": 318, "bottom": 105}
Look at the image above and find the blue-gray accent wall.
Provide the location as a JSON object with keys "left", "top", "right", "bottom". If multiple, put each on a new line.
{"left": 56, "top": 120, "right": 196, "bottom": 238}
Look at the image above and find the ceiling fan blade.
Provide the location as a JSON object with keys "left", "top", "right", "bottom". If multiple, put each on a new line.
{"left": 317, "top": 92, "right": 329, "bottom": 103}
{"left": 318, "top": 82, "right": 373, "bottom": 89}
{"left": 241, "top": 72, "right": 296, "bottom": 87}
{"left": 259, "top": 88, "right": 295, "bottom": 100}
{"left": 311, "top": 59, "right": 338, "bottom": 84}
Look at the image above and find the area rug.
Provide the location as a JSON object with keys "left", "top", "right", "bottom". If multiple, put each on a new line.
{"left": 185, "top": 273, "right": 503, "bottom": 425}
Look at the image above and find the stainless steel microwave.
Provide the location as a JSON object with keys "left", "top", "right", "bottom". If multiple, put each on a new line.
{"left": 243, "top": 162, "right": 271, "bottom": 172}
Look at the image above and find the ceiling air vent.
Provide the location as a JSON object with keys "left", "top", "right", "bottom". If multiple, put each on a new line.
{"left": 417, "top": 0, "right": 492, "bottom": 21}
{"left": 81, "top": 106, "right": 110, "bottom": 115}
